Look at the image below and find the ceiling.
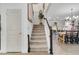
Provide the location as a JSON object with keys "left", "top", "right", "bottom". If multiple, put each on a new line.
{"left": 47, "top": 3, "right": 79, "bottom": 20}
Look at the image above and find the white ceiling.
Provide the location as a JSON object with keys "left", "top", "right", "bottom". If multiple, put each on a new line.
{"left": 47, "top": 3, "right": 79, "bottom": 19}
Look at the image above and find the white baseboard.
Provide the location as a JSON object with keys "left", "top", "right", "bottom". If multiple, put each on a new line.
{"left": 0, "top": 51, "right": 7, "bottom": 53}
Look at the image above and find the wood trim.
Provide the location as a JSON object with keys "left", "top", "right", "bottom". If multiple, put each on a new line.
{"left": 44, "top": 18, "right": 50, "bottom": 30}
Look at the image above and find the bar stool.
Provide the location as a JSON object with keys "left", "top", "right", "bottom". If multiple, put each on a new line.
{"left": 74, "top": 32, "right": 79, "bottom": 44}
{"left": 70, "top": 33, "right": 74, "bottom": 44}
{"left": 64, "top": 31, "right": 70, "bottom": 44}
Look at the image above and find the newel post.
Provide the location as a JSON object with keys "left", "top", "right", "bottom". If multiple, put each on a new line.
{"left": 28, "top": 34, "right": 30, "bottom": 52}
{"left": 49, "top": 26, "right": 53, "bottom": 54}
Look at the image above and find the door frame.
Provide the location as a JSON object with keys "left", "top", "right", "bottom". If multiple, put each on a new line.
{"left": 0, "top": 13, "right": 1, "bottom": 53}
{"left": 6, "top": 9, "right": 22, "bottom": 53}
{"left": 0, "top": 9, "right": 7, "bottom": 53}
{"left": 0, "top": 6, "right": 28, "bottom": 53}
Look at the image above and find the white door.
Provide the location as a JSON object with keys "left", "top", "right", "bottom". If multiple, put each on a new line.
{"left": 6, "top": 9, "right": 21, "bottom": 52}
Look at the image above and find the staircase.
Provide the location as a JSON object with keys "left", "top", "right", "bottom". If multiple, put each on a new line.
{"left": 30, "top": 24, "right": 48, "bottom": 54}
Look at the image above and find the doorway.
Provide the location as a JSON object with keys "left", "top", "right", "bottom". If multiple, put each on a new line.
{"left": 6, "top": 9, "right": 21, "bottom": 52}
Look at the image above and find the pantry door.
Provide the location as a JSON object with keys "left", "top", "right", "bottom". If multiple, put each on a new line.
{"left": 6, "top": 9, "right": 21, "bottom": 52}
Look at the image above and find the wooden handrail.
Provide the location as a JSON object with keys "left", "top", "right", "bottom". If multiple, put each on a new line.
{"left": 44, "top": 18, "right": 53, "bottom": 54}
{"left": 44, "top": 18, "right": 51, "bottom": 30}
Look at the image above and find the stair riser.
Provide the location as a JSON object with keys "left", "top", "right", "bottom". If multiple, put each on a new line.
{"left": 33, "top": 27, "right": 44, "bottom": 28}
{"left": 32, "top": 34, "right": 45, "bottom": 36}
{"left": 30, "top": 38, "right": 46, "bottom": 41}
{"left": 32, "top": 32, "right": 45, "bottom": 34}
{"left": 30, "top": 46, "right": 47, "bottom": 49}
{"left": 31, "top": 38, "right": 46, "bottom": 40}
{"left": 33, "top": 26, "right": 44, "bottom": 27}
{"left": 30, "top": 25, "right": 47, "bottom": 52}
{"left": 31, "top": 36, "right": 46, "bottom": 39}
{"left": 30, "top": 42, "right": 46, "bottom": 44}
{"left": 30, "top": 49, "right": 47, "bottom": 51}
{"left": 33, "top": 29, "right": 44, "bottom": 30}
{"left": 32, "top": 31, "right": 45, "bottom": 33}
{"left": 30, "top": 40, "right": 46, "bottom": 43}
{"left": 32, "top": 30, "right": 45, "bottom": 32}
{"left": 30, "top": 42, "right": 46, "bottom": 45}
{"left": 33, "top": 26, "right": 44, "bottom": 30}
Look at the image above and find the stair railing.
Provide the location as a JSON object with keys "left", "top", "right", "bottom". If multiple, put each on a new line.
{"left": 43, "top": 18, "right": 53, "bottom": 54}
{"left": 27, "top": 19, "right": 33, "bottom": 52}
{"left": 27, "top": 3, "right": 34, "bottom": 53}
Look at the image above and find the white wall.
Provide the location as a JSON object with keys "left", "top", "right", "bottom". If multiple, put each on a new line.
{"left": 43, "top": 19, "right": 50, "bottom": 54}
{"left": 21, "top": 5, "right": 33, "bottom": 53}
{"left": 45, "top": 4, "right": 65, "bottom": 30}
{"left": 33, "top": 12, "right": 40, "bottom": 24}
{"left": 0, "top": 3, "right": 33, "bottom": 53}
{"left": 33, "top": 4, "right": 43, "bottom": 25}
